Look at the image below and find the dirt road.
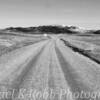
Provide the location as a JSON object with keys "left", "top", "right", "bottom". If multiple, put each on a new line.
{"left": 0, "top": 37, "right": 100, "bottom": 100}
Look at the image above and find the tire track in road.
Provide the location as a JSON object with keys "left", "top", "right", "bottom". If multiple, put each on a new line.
{"left": 48, "top": 41, "right": 73, "bottom": 100}
{"left": 55, "top": 39, "right": 100, "bottom": 100}
{"left": 55, "top": 46, "right": 89, "bottom": 100}
{"left": 13, "top": 40, "right": 54, "bottom": 100}
{"left": 0, "top": 40, "right": 49, "bottom": 100}
{"left": 13, "top": 39, "right": 72, "bottom": 100}
{"left": 11, "top": 45, "right": 46, "bottom": 99}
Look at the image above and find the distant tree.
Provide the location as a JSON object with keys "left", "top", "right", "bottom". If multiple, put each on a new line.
{"left": 93, "top": 30, "right": 100, "bottom": 34}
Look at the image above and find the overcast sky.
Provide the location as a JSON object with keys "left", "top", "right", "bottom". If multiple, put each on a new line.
{"left": 0, "top": 0, "right": 100, "bottom": 29}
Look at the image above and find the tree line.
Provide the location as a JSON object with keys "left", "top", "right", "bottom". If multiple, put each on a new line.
{"left": 6, "top": 25, "right": 77, "bottom": 34}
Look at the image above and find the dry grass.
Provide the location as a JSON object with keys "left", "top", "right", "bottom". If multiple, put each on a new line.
{"left": 62, "top": 34, "right": 100, "bottom": 62}
{"left": 0, "top": 34, "right": 47, "bottom": 56}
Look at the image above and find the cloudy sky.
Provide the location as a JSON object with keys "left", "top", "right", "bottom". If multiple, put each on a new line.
{"left": 0, "top": 0, "right": 100, "bottom": 29}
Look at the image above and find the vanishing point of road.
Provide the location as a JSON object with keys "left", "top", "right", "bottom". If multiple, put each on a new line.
{"left": 0, "top": 36, "right": 100, "bottom": 100}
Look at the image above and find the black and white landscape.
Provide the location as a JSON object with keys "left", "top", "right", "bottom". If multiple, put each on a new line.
{"left": 0, "top": 26, "right": 100, "bottom": 100}
{"left": 0, "top": 0, "right": 100, "bottom": 100}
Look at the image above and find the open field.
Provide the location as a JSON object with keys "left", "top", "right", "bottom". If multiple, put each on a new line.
{"left": 0, "top": 33, "right": 48, "bottom": 56}
{"left": 0, "top": 32, "right": 100, "bottom": 100}
{"left": 61, "top": 34, "right": 100, "bottom": 63}
{"left": 66, "top": 35, "right": 100, "bottom": 46}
